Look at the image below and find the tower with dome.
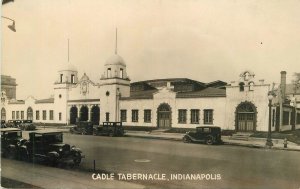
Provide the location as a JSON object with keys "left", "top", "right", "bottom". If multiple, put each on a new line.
{"left": 53, "top": 63, "right": 79, "bottom": 124}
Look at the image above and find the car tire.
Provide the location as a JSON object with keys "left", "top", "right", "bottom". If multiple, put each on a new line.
{"left": 73, "top": 152, "right": 82, "bottom": 166}
{"left": 19, "top": 149, "right": 29, "bottom": 162}
{"left": 206, "top": 136, "right": 213, "bottom": 145}
{"left": 183, "top": 136, "right": 191, "bottom": 143}
{"left": 4, "top": 147, "right": 17, "bottom": 159}
{"left": 48, "top": 157, "right": 57, "bottom": 166}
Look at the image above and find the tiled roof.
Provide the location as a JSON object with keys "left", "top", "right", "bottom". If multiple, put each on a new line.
{"left": 121, "top": 87, "right": 226, "bottom": 100}
{"left": 68, "top": 99, "right": 100, "bottom": 103}
{"left": 35, "top": 98, "right": 54, "bottom": 104}
{"left": 176, "top": 87, "right": 226, "bottom": 98}
{"left": 121, "top": 89, "right": 158, "bottom": 100}
{"left": 8, "top": 100, "right": 25, "bottom": 104}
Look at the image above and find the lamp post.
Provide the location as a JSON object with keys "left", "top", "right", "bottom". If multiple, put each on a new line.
{"left": 290, "top": 97, "right": 297, "bottom": 131}
{"left": 1, "top": 16, "right": 16, "bottom": 32}
{"left": 266, "top": 92, "right": 274, "bottom": 148}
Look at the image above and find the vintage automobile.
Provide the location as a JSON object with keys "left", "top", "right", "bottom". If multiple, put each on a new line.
{"left": 183, "top": 126, "right": 222, "bottom": 145}
{"left": 6, "top": 120, "right": 22, "bottom": 128}
{"left": 21, "top": 131, "right": 84, "bottom": 166}
{"left": 70, "top": 121, "right": 94, "bottom": 135}
{"left": 1, "top": 128, "right": 27, "bottom": 159}
{"left": 19, "top": 120, "right": 36, "bottom": 131}
{"left": 93, "top": 122, "right": 124, "bottom": 137}
{"left": 1, "top": 120, "right": 7, "bottom": 128}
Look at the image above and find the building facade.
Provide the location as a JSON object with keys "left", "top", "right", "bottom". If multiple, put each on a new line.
{"left": 1, "top": 75, "right": 17, "bottom": 100}
{"left": 1, "top": 54, "right": 300, "bottom": 132}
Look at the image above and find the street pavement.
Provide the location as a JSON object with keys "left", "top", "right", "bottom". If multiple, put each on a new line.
{"left": 5, "top": 127, "right": 299, "bottom": 188}
{"left": 12, "top": 131, "right": 300, "bottom": 189}
{"left": 33, "top": 126, "right": 300, "bottom": 151}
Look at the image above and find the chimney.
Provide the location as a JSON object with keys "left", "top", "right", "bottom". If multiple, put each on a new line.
{"left": 280, "top": 71, "right": 286, "bottom": 101}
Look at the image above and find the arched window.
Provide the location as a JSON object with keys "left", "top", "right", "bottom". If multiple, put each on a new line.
{"left": 27, "top": 107, "right": 33, "bottom": 120}
{"left": 249, "top": 82, "right": 254, "bottom": 91}
{"left": 107, "top": 68, "right": 111, "bottom": 78}
{"left": 60, "top": 74, "right": 63, "bottom": 83}
{"left": 239, "top": 82, "right": 245, "bottom": 92}
{"left": 71, "top": 74, "right": 75, "bottom": 83}
{"left": 1, "top": 108, "right": 6, "bottom": 121}
{"left": 120, "top": 68, "right": 123, "bottom": 78}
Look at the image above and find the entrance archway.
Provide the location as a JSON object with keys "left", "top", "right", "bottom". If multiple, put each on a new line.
{"left": 91, "top": 105, "right": 100, "bottom": 125}
{"left": 70, "top": 106, "right": 78, "bottom": 124}
{"left": 157, "top": 103, "right": 172, "bottom": 128}
{"left": 235, "top": 102, "right": 257, "bottom": 132}
{"left": 80, "top": 106, "right": 88, "bottom": 121}
{"left": 1, "top": 108, "right": 6, "bottom": 121}
{"left": 27, "top": 107, "right": 33, "bottom": 120}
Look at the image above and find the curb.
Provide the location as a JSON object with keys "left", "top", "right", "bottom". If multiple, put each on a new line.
{"left": 125, "top": 134, "right": 182, "bottom": 141}
{"left": 126, "top": 134, "right": 300, "bottom": 151}
{"left": 223, "top": 141, "right": 300, "bottom": 152}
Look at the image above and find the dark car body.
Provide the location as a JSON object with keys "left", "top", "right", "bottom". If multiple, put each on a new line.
{"left": 93, "top": 122, "right": 124, "bottom": 137}
{"left": 6, "top": 120, "right": 22, "bottom": 128}
{"left": 21, "top": 131, "right": 84, "bottom": 166}
{"left": 70, "top": 121, "right": 94, "bottom": 135}
{"left": 1, "top": 120, "right": 7, "bottom": 128}
{"left": 183, "top": 126, "right": 222, "bottom": 145}
{"left": 1, "top": 128, "right": 27, "bottom": 159}
{"left": 19, "top": 120, "right": 36, "bottom": 131}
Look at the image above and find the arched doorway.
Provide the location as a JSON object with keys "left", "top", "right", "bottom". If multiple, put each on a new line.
{"left": 157, "top": 103, "right": 172, "bottom": 128}
{"left": 80, "top": 106, "right": 88, "bottom": 121}
{"left": 27, "top": 107, "right": 33, "bottom": 120}
{"left": 91, "top": 105, "right": 100, "bottom": 125}
{"left": 70, "top": 106, "right": 78, "bottom": 124}
{"left": 1, "top": 108, "right": 6, "bottom": 121}
{"left": 235, "top": 102, "right": 257, "bottom": 132}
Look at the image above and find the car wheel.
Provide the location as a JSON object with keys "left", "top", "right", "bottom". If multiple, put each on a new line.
{"left": 73, "top": 152, "right": 82, "bottom": 166}
{"left": 48, "top": 157, "right": 58, "bottom": 166}
{"left": 81, "top": 130, "right": 87, "bottom": 135}
{"left": 19, "top": 149, "right": 29, "bottom": 162}
{"left": 5, "top": 148, "right": 17, "bottom": 159}
{"left": 109, "top": 132, "right": 114, "bottom": 137}
{"left": 183, "top": 136, "right": 191, "bottom": 143}
{"left": 206, "top": 136, "right": 213, "bottom": 145}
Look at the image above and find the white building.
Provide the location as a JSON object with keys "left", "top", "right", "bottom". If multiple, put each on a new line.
{"left": 1, "top": 53, "right": 300, "bottom": 132}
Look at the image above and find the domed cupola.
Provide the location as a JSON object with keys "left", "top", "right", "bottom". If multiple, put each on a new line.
{"left": 101, "top": 53, "right": 129, "bottom": 80}
{"left": 56, "top": 63, "right": 78, "bottom": 84}
{"left": 105, "top": 54, "right": 126, "bottom": 67}
{"left": 60, "top": 64, "right": 78, "bottom": 72}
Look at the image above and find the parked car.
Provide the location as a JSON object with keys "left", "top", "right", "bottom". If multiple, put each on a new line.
{"left": 1, "top": 120, "right": 7, "bottom": 128}
{"left": 70, "top": 121, "right": 94, "bottom": 135}
{"left": 93, "top": 122, "right": 124, "bottom": 137}
{"left": 183, "top": 126, "right": 222, "bottom": 145}
{"left": 21, "top": 131, "right": 84, "bottom": 166}
{"left": 19, "top": 120, "right": 36, "bottom": 131}
{"left": 6, "top": 120, "right": 22, "bottom": 128}
{"left": 1, "top": 128, "right": 27, "bottom": 159}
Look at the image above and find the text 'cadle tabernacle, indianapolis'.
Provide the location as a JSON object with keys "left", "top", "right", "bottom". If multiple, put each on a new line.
{"left": 92, "top": 173, "right": 222, "bottom": 181}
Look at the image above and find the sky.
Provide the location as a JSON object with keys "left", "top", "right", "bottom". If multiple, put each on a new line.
{"left": 1, "top": 0, "right": 300, "bottom": 99}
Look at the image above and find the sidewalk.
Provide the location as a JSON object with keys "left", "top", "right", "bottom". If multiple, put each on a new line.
{"left": 125, "top": 131, "right": 300, "bottom": 152}
{"left": 1, "top": 159, "right": 144, "bottom": 189}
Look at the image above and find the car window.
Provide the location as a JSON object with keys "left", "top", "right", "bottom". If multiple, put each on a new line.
{"left": 7, "top": 132, "right": 21, "bottom": 138}
{"left": 203, "top": 128, "right": 211, "bottom": 133}
{"left": 196, "top": 128, "right": 202, "bottom": 133}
